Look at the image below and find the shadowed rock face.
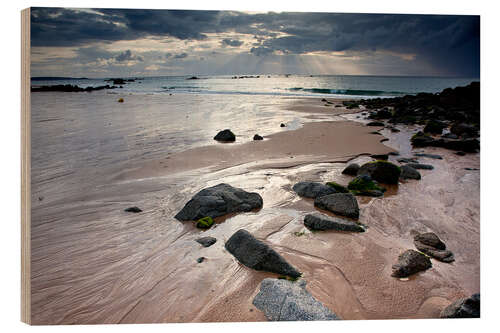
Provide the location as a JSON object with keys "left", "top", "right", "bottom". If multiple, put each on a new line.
{"left": 213, "top": 129, "right": 236, "bottom": 142}
{"left": 391, "top": 249, "right": 432, "bottom": 278}
{"left": 252, "top": 278, "right": 340, "bottom": 321}
{"left": 440, "top": 294, "right": 480, "bottom": 318}
{"left": 314, "top": 193, "right": 359, "bottom": 219}
{"left": 358, "top": 161, "right": 401, "bottom": 184}
{"left": 414, "top": 233, "right": 454, "bottom": 263}
{"left": 342, "top": 163, "right": 360, "bottom": 175}
{"left": 174, "top": 183, "right": 263, "bottom": 221}
{"left": 304, "top": 213, "right": 364, "bottom": 232}
{"left": 292, "top": 182, "right": 337, "bottom": 199}
{"left": 225, "top": 229, "right": 301, "bottom": 278}
{"left": 400, "top": 165, "right": 421, "bottom": 180}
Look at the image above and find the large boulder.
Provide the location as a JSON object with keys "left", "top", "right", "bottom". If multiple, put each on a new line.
{"left": 391, "top": 249, "right": 432, "bottom": 278}
{"left": 400, "top": 165, "right": 421, "bottom": 180}
{"left": 174, "top": 183, "right": 263, "bottom": 221}
{"left": 225, "top": 229, "right": 301, "bottom": 278}
{"left": 357, "top": 161, "right": 401, "bottom": 184}
{"left": 304, "top": 213, "right": 364, "bottom": 232}
{"left": 314, "top": 193, "right": 359, "bottom": 219}
{"left": 214, "top": 129, "right": 236, "bottom": 142}
{"left": 440, "top": 294, "right": 480, "bottom": 318}
{"left": 342, "top": 163, "right": 360, "bottom": 176}
{"left": 414, "top": 233, "right": 454, "bottom": 263}
{"left": 252, "top": 278, "right": 340, "bottom": 321}
{"left": 292, "top": 182, "right": 337, "bottom": 199}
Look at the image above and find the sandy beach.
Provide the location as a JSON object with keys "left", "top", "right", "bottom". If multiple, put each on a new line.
{"left": 29, "top": 92, "right": 479, "bottom": 324}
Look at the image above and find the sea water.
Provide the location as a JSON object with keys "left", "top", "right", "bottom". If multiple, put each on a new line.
{"left": 31, "top": 74, "right": 478, "bottom": 99}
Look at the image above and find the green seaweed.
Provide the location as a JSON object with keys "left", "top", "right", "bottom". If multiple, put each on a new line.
{"left": 196, "top": 216, "right": 214, "bottom": 229}
{"left": 348, "top": 176, "right": 385, "bottom": 192}
{"left": 325, "top": 181, "right": 349, "bottom": 193}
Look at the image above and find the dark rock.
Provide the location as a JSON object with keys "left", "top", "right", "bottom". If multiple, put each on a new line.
{"left": 280, "top": 123, "right": 286, "bottom": 127}
{"left": 31, "top": 84, "right": 117, "bottom": 93}
{"left": 388, "top": 151, "right": 400, "bottom": 156}
{"left": 411, "top": 132, "right": 435, "bottom": 147}
{"left": 398, "top": 158, "right": 419, "bottom": 164}
{"left": 366, "top": 121, "right": 385, "bottom": 126}
{"left": 175, "top": 183, "right": 263, "bottom": 221}
{"left": 371, "top": 154, "right": 389, "bottom": 160}
{"left": 358, "top": 161, "right": 401, "bottom": 184}
{"left": 439, "top": 138, "right": 479, "bottom": 152}
{"left": 400, "top": 165, "right": 421, "bottom": 180}
{"left": 325, "top": 182, "right": 349, "bottom": 193}
{"left": 442, "top": 133, "right": 459, "bottom": 139}
{"left": 350, "top": 189, "right": 384, "bottom": 197}
{"left": 406, "top": 163, "right": 434, "bottom": 170}
{"left": 304, "top": 213, "right": 364, "bottom": 232}
{"left": 464, "top": 168, "right": 479, "bottom": 171}
{"left": 450, "top": 123, "right": 479, "bottom": 138}
{"left": 456, "top": 151, "right": 466, "bottom": 156}
{"left": 214, "top": 129, "right": 236, "bottom": 142}
{"left": 414, "top": 232, "right": 446, "bottom": 249}
{"left": 124, "top": 206, "right": 142, "bottom": 213}
{"left": 424, "top": 120, "right": 447, "bottom": 134}
{"left": 314, "top": 193, "right": 359, "bottom": 219}
{"left": 413, "top": 232, "right": 454, "bottom": 262}
{"left": 187, "top": 76, "right": 200, "bottom": 80}
{"left": 342, "top": 163, "right": 360, "bottom": 176}
{"left": 414, "top": 153, "right": 442, "bottom": 159}
{"left": 380, "top": 138, "right": 389, "bottom": 143}
{"left": 252, "top": 278, "right": 340, "bottom": 321}
{"left": 253, "top": 134, "right": 264, "bottom": 140}
{"left": 440, "top": 294, "right": 480, "bottom": 318}
{"left": 391, "top": 249, "right": 432, "bottom": 278}
{"left": 390, "top": 127, "right": 401, "bottom": 133}
{"left": 197, "top": 257, "right": 205, "bottom": 263}
{"left": 292, "top": 182, "right": 337, "bottom": 199}
{"left": 196, "top": 236, "right": 217, "bottom": 247}
{"left": 225, "top": 229, "right": 301, "bottom": 278}
{"left": 370, "top": 131, "right": 382, "bottom": 135}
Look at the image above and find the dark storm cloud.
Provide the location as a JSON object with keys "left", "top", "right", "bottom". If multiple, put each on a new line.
{"left": 31, "top": 8, "right": 479, "bottom": 76}
{"left": 115, "top": 49, "right": 144, "bottom": 62}
{"left": 221, "top": 38, "right": 244, "bottom": 47}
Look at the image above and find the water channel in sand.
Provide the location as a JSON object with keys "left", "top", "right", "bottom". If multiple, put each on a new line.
{"left": 30, "top": 92, "right": 479, "bottom": 324}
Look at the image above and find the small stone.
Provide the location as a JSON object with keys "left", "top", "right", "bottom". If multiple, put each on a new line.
{"left": 195, "top": 236, "right": 217, "bottom": 247}
{"left": 253, "top": 134, "right": 264, "bottom": 140}
{"left": 391, "top": 249, "right": 432, "bottom": 278}
{"left": 197, "top": 257, "right": 205, "bottom": 263}
{"left": 124, "top": 206, "right": 142, "bottom": 213}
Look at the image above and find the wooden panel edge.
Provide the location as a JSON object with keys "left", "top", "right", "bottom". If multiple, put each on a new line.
{"left": 21, "top": 7, "right": 31, "bottom": 325}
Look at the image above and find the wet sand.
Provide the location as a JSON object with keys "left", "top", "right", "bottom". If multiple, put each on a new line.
{"left": 30, "top": 94, "right": 479, "bottom": 324}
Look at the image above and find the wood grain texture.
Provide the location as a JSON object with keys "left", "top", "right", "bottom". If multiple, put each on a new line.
{"left": 21, "top": 7, "right": 31, "bottom": 325}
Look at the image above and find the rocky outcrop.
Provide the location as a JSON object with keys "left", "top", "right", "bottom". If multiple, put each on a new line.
{"left": 358, "top": 161, "right": 401, "bottom": 184}
{"left": 440, "top": 294, "right": 480, "bottom": 318}
{"left": 304, "top": 213, "right": 364, "bottom": 232}
{"left": 314, "top": 193, "right": 359, "bottom": 219}
{"left": 225, "top": 229, "right": 301, "bottom": 278}
{"left": 175, "top": 183, "right": 263, "bottom": 221}
{"left": 214, "top": 129, "right": 236, "bottom": 142}
{"left": 253, "top": 278, "right": 340, "bottom": 321}
{"left": 391, "top": 249, "right": 432, "bottom": 278}
{"left": 292, "top": 182, "right": 337, "bottom": 199}
{"left": 400, "top": 165, "right": 421, "bottom": 180}
{"left": 414, "top": 233, "right": 454, "bottom": 263}
{"left": 195, "top": 236, "right": 217, "bottom": 247}
{"left": 342, "top": 163, "right": 360, "bottom": 176}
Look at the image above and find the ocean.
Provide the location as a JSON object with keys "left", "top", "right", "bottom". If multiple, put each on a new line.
{"left": 31, "top": 75, "right": 478, "bottom": 99}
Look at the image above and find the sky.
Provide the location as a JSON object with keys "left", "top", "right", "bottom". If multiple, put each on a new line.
{"left": 30, "top": 7, "right": 480, "bottom": 78}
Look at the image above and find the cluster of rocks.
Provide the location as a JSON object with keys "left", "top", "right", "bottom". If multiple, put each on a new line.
{"left": 31, "top": 84, "right": 119, "bottom": 93}
{"left": 356, "top": 82, "right": 480, "bottom": 152}
{"left": 391, "top": 232, "right": 454, "bottom": 278}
